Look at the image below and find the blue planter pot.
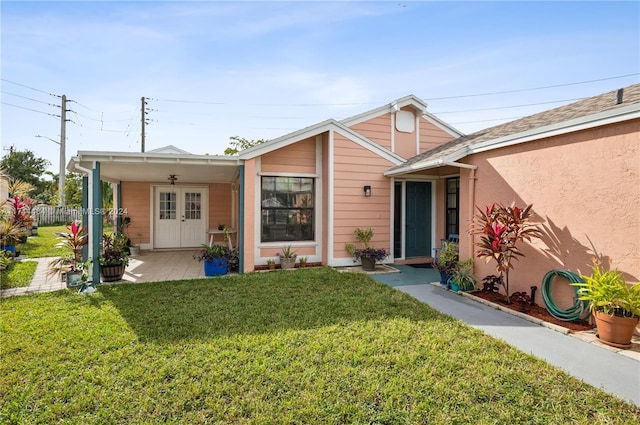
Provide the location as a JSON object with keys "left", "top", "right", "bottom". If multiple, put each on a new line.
{"left": 2, "top": 245, "right": 16, "bottom": 256}
{"left": 204, "top": 258, "right": 228, "bottom": 277}
{"left": 439, "top": 270, "right": 449, "bottom": 286}
{"left": 449, "top": 280, "right": 460, "bottom": 292}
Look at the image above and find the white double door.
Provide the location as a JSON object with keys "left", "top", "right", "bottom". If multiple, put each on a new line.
{"left": 154, "top": 186, "right": 208, "bottom": 248}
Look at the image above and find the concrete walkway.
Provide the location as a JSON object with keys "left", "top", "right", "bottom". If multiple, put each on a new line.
{"left": 372, "top": 265, "right": 640, "bottom": 408}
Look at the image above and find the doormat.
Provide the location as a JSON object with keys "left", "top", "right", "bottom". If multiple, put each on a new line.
{"left": 408, "top": 263, "right": 433, "bottom": 269}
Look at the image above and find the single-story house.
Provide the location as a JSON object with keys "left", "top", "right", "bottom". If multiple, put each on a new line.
{"left": 69, "top": 84, "right": 639, "bottom": 306}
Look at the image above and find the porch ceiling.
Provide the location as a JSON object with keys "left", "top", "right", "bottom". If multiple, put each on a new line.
{"left": 68, "top": 151, "right": 241, "bottom": 183}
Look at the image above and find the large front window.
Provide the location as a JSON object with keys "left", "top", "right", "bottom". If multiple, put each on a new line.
{"left": 261, "top": 176, "right": 314, "bottom": 242}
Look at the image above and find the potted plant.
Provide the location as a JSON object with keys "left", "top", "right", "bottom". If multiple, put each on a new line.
{"left": 298, "top": 256, "right": 308, "bottom": 268}
{"left": 0, "top": 219, "right": 21, "bottom": 258}
{"left": 345, "top": 227, "right": 388, "bottom": 271}
{"left": 571, "top": 259, "right": 640, "bottom": 348}
{"left": 278, "top": 244, "right": 298, "bottom": 269}
{"left": 433, "top": 241, "right": 459, "bottom": 285}
{"left": 194, "top": 244, "right": 229, "bottom": 276}
{"left": 266, "top": 258, "right": 276, "bottom": 270}
{"left": 98, "top": 233, "right": 130, "bottom": 282}
{"left": 47, "top": 221, "right": 88, "bottom": 288}
{"left": 129, "top": 233, "right": 142, "bottom": 257}
{"left": 449, "top": 258, "right": 476, "bottom": 292}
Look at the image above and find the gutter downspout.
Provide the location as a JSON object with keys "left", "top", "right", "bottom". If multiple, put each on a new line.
{"left": 445, "top": 161, "right": 478, "bottom": 259}
{"left": 468, "top": 167, "right": 477, "bottom": 259}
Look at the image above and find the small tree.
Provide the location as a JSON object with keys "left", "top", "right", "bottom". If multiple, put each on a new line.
{"left": 223, "top": 136, "right": 267, "bottom": 156}
{"left": 472, "top": 202, "right": 540, "bottom": 303}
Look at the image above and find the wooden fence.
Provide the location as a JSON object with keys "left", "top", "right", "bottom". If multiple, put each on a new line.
{"left": 31, "top": 205, "right": 83, "bottom": 226}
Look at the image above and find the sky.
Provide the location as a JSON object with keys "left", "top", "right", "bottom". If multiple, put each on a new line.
{"left": 1, "top": 1, "right": 639, "bottom": 175}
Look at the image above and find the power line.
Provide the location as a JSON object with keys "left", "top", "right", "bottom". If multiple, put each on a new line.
{"left": 0, "top": 78, "right": 60, "bottom": 98}
{"left": 1, "top": 101, "right": 61, "bottom": 118}
{"left": 432, "top": 97, "right": 587, "bottom": 115}
{"left": 1, "top": 90, "right": 59, "bottom": 108}
{"left": 423, "top": 73, "right": 639, "bottom": 101}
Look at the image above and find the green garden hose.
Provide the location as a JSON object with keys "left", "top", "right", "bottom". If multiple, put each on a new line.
{"left": 541, "top": 270, "right": 590, "bottom": 321}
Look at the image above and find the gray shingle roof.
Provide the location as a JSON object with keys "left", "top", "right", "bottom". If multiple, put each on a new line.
{"left": 390, "top": 83, "right": 640, "bottom": 172}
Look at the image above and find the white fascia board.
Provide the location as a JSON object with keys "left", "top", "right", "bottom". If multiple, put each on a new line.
{"left": 74, "top": 151, "right": 238, "bottom": 165}
{"left": 383, "top": 149, "right": 469, "bottom": 176}
{"left": 422, "top": 111, "right": 465, "bottom": 138}
{"left": 332, "top": 123, "right": 406, "bottom": 165}
{"left": 238, "top": 119, "right": 405, "bottom": 165}
{"left": 469, "top": 104, "right": 640, "bottom": 154}
{"left": 340, "top": 95, "right": 428, "bottom": 126}
{"left": 238, "top": 119, "right": 336, "bottom": 159}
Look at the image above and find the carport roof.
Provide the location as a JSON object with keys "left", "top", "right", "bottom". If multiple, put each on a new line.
{"left": 68, "top": 147, "right": 241, "bottom": 184}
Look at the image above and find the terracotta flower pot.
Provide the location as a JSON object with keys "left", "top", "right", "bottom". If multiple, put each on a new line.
{"left": 593, "top": 310, "right": 639, "bottom": 348}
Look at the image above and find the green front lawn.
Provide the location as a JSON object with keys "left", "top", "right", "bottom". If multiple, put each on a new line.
{"left": 1, "top": 268, "right": 638, "bottom": 424}
{"left": 0, "top": 260, "right": 38, "bottom": 290}
{"left": 17, "top": 225, "right": 66, "bottom": 258}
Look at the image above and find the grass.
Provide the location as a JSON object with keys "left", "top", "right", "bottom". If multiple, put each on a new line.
{"left": 1, "top": 268, "right": 638, "bottom": 424}
{"left": 0, "top": 260, "right": 38, "bottom": 289}
{"left": 16, "top": 225, "right": 66, "bottom": 258}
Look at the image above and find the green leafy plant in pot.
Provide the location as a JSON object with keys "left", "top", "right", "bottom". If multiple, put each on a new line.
{"left": 571, "top": 259, "right": 640, "bottom": 348}
{"left": 449, "top": 258, "right": 476, "bottom": 292}
{"left": 194, "top": 244, "right": 229, "bottom": 276}
{"left": 98, "top": 233, "right": 130, "bottom": 282}
{"left": 278, "top": 244, "right": 298, "bottom": 270}
{"left": 433, "top": 241, "right": 459, "bottom": 285}
{"left": 345, "top": 227, "right": 388, "bottom": 271}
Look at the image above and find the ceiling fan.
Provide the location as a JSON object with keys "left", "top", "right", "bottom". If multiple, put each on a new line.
{"left": 168, "top": 174, "right": 178, "bottom": 185}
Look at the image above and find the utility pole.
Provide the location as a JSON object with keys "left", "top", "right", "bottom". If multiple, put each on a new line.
{"left": 141, "top": 96, "right": 146, "bottom": 153}
{"left": 59, "top": 95, "right": 67, "bottom": 206}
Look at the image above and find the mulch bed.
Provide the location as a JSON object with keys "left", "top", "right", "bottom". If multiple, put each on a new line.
{"left": 469, "top": 290, "right": 595, "bottom": 333}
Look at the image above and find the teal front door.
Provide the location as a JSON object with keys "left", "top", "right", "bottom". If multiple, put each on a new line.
{"left": 405, "top": 181, "right": 432, "bottom": 258}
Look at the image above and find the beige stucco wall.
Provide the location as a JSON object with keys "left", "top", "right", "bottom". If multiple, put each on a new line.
{"left": 466, "top": 119, "right": 639, "bottom": 307}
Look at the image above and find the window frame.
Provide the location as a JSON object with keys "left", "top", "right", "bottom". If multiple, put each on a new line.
{"left": 260, "top": 176, "right": 315, "bottom": 243}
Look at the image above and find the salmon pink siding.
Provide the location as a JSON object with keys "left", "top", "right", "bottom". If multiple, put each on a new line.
{"left": 332, "top": 133, "right": 394, "bottom": 259}
{"left": 349, "top": 115, "right": 392, "bottom": 150}
{"left": 242, "top": 158, "right": 257, "bottom": 273}
{"left": 121, "top": 182, "right": 151, "bottom": 244}
{"left": 466, "top": 119, "right": 639, "bottom": 307}
{"left": 246, "top": 139, "right": 320, "bottom": 271}
{"left": 208, "top": 182, "right": 233, "bottom": 232}
{"left": 260, "top": 137, "right": 316, "bottom": 174}
{"left": 121, "top": 181, "right": 234, "bottom": 248}
{"left": 419, "top": 119, "right": 456, "bottom": 153}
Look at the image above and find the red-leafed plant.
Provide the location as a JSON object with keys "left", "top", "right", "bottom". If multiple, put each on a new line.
{"left": 472, "top": 202, "right": 540, "bottom": 303}
{"left": 47, "top": 221, "right": 88, "bottom": 277}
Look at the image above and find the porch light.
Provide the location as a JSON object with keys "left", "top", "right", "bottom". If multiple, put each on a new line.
{"left": 363, "top": 185, "right": 371, "bottom": 197}
{"left": 168, "top": 174, "right": 178, "bottom": 185}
